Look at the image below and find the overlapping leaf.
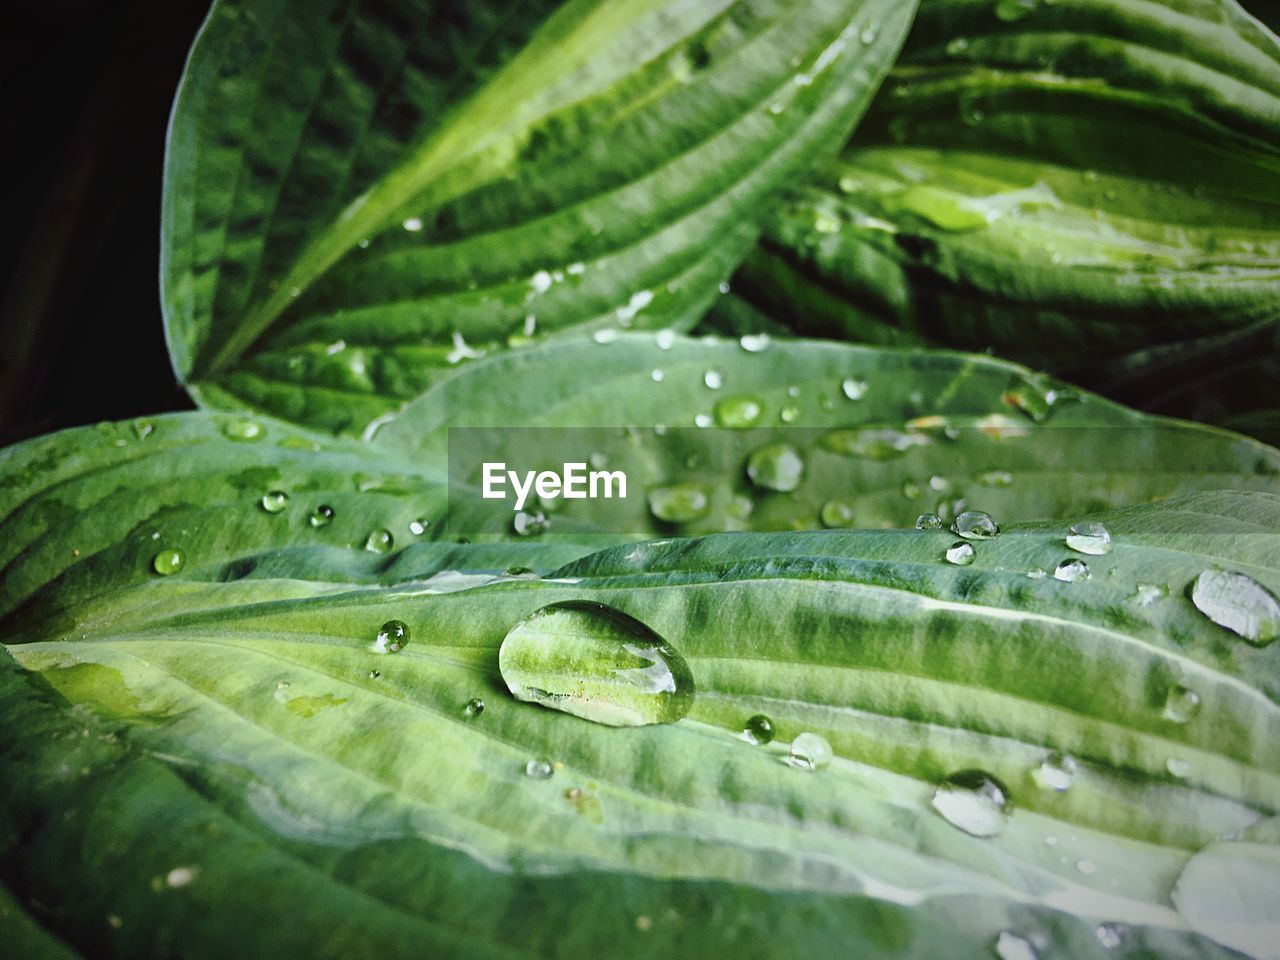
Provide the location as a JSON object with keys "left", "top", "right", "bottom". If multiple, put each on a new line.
{"left": 162, "top": 0, "right": 917, "bottom": 436}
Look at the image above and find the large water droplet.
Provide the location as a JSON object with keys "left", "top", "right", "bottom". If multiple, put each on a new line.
{"left": 1172, "top": 841, "right": 1280, "bottom": 960}
{"left": 260, "top": 490, "right": 288, "bottom": 514}
{"left": 931, "top": 770, "right": 1010, "bottom": 837}
{"left": 742, "top": 714, "right": 775, "bottom": 745}
{"left": 499, "top": 601, "right": 695, "bottom": 727}
{"left": 647, "top": 483, "right": 711, "bottom": 524}
{"left": 739, "top": 333, "right": 770, "bottom": 353}
{"left": 746, "top": 443, "right": 804, "bottom": 493}
{"left": 703, "top": 368, "right": 724, "bottom": 390}
{"left": 1163, "top": 684, "right": 1202, "bottom": 724}
{"left": 372, "top": 619, "right": 409, "bottom": 654}
{"left": 952, "top": 510, "right": 999, "bottom": 540}
{"left": 409, "top": 517, "right": 430, "bottom": 536}
{"left": 945, "top": 542, "right": 976, "bottom": 566}
{"left": 365, "top": 529, "right": 394, "bottom": 553}
{"left": 714, "top": 395, "right": 763, "bottom": 428}
{"left": 841, "top": 378, "right": 869, "bottom": 400}
{"left": 1190, "top": 570, "right": 1280, "bottom": 646}
{"left": 1054, "top": 559, "right": 1090, "bottom": 583}
{"left": 152, "top": 549, "right": 186, "bottom": 576}
{"left": 1066, "top": 521, "right": 1112, "bottom": 556}
{"left": 788, "top": 732, "right": 833, "bottom": 771}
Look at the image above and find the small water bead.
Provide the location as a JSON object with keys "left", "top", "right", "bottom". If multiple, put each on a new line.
{"left": 778, "top": 405, "right": 801, "bottom": 424}
{"left": 931, "top": 770, "right": 1011, "bottom": 837}
{"left": 1066, "top": 521, "right": 1112, "bottom": 556}
{"left": 223, "top": 419, "right": 264, "bottom": 442}
{"left": 132, "top": 420, "right": 155, "bottom": 440}
{"left": 1190, "top": 570, "right": 1280, "bottom": 646}
{"left": 916, "top": 513, "right": 945, "bottom": 531}
{"left": 739, "top": 333, "right": 770, "bottom": 353}
{"left": 1054, "top": 558, "right": 1090, "bottom": 583}
{"left": 714, "top": 395, "right": 764, "bottom": 427}
{"left": 820, "top": 500, "right": 857, "bottom": 528}
{"left": 1163, "top": 685, "right": 1202, "bottom": 724}
{"left": 365, "top": 529, "right": 394, "bottom": 553}
{"left": 513, "top": 510, "right": 550, "bottom": 537}
{"left": 1166, "top": 758, "right": 1192, "bottom": 779}
{"left": 402, "top": 217, "right": 424, "bottom": 232}
{"left": 1132, "top": 583, "right": 1165, "bottom": 606}
{"left": 371, "top": 620, "right": 409, "bottom": 654}
{"left": 650, "top": 369, "right": 665, "bottom": 383}
{"left": 260, "top": 490, "right": 288, "bottom": 514}
{"left": 1075, "top": 858, "right": 1098, "bottom": 876}
{"left": 408, "top": 517, "right": 430, "bottom": 536}
{"left": 525, "top": 759, "right": 554, "bottom": 779}
{"left": 841, "top": 378, "right": 869, "bottom": 400}
{"left": 952, "top": 510, "right": 999, "bottom": 541}
{"left": 1032, "top": 753, "right": 1079, "bottom": 792}
{"left": 694, "top": 413, "right": 712, "bottom": 429}
{"left": 993, "top": 931, "right": 1038, "bottom": 960}
{"left": 463, "top": 698, "right": 485, "bottom": 719}
{"left": 310, "top": 504, "right": 335, "bottom": 528}
{"left": 655, "top": 329, "right": 675, "bottom": 350}
{"left": 592, "top": 328, "right": 620, "bottom": 344}
{"left": 742, "top": 714, "right": 775, "bottom": 745}
{"left": 647, "top": 483, "right": 711, "bottom": 524}
{"left": 530, "top": 270, "right": 553, "bottom": 293}
{"left": 499, "top": 601, "right": 695, "bottom": 727}
{"left": 945, "top": 542, "right": 976, "bottom": 566}
{"left": 152, "top": 549, "right": 186, "bottom": 576}
{"left": 746, "top": 443, "right": 804, "bottom": 493}
{"left": 787, "top": 732, "right": 833, "bottom": 771}
{"left": 703, "top": 368, "right": 724, "bottom": 390}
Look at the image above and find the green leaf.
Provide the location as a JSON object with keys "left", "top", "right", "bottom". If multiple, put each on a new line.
{"left": 3, "top": 478, "right": 1278, "bottom": 957}
{"left": 162, "top": 0, "right": 918, "bottom": 436}
{"left": 730, "top": 0, "right": 1280, "bottom": 379}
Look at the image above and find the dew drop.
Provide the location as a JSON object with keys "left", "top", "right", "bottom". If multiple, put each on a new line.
{"left": 841, "top": 378, "right": 869, "bottom": 400}
{"left": 260, "top": 490, "right": 288, "bottom": 514}
{"left": 1163, "top": 685, "right": 1202, "bottom": 724}
{"left": 742, "top": 714, "right": 775, "bottom": 745}
{"left": 788, "top": 732, "right": 833, "bottom": 771}
{"left": 1066, "top": 521, "right": 1112, "bottom": 556}
{"left": 945, "top": 542, "right": 976, "bottom": 566}
{"left": 525, "top": 758, "right": 554, "bottom": 779}
{"left": 650, "top": 369, "right": 665, "bottom": 383}
{"left": 1076, "top": 858, "right": 1097, "bottom": 875}
{"left": 820, "top": 500, "right": 857, "bottom": 528}
{"left": 1166, "top": 758, "right": 1192, "bottom": 779}
{"left": 703, "top": 368, "right": 724, "bottom": 390}
{"left": 463, "top": 698, "right": 484, "bottom": 719}
{"left": 1032, "top": 752, "right": 1078, "bottom": 792}
{"left": 408, "top": 517, "right": 430, "bottom": 536}
{"left": 739, "top": 333, "right": 770, "bottom": 353}
{"left": 371, "top": 619, "right": 409, "bottom": 654}
{"left": 915, "top": 513, "right": 945, "bottom": 530}
{"left": 655, "top": 329, "right": 675, "bottom": 350}
{"left": 152, "top": 549, "right": 185, "bottom": 576}
{"left": 746, "top": 443, "right": 804, "bottom": 493}
{"left": 499, "top": 601, "right": 694, "bottom": 727}
{"left": 365, "top": 529, "right": 394, "bottom": 553}
{"left": 223, "top": 420, "right": 263, "bottom": 442}
{"left": 1095, "top": 924, "right": 1126, "bottom": 950}
{"left": 822, "top": 427, "right": 930, "bottom": 460}
{"left": 309, "top": 504, "right": 335, "bottom": 528}
{"left": 995, "top": 0, "right": 1036, "bottom": 22}
{"left": 647, "top": 483, "right": 711, "bottom": 524}
{"left": 714, "top": 395, "right": 764, "bottom": 428}
{"left": 593, "top": 329, "right": 620, "bottom": 344}
{"left": 993, "top": 931, "right": 1037, "bottom": 960}
{"left": 513, "top": 510, "right": 550, "bottom": 537}
{"left": 932, "top": 770, "right": 1010, "bottom": 837}
{"left": 1054, "top": 559, "right": 1090, "bottom": 583}
{"left": 1190, "top": 570, "right": 1280, "bottom": 646}
{"left": 952, "top": 510, "right": 999, "bottom": 541}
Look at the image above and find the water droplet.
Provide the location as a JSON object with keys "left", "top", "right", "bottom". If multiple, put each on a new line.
{"left": 310, "top": 504, "right": 335, "bottom": 528}
{"left": 152, "top": 549, "right": 185, "bottom": 576}
{"left": 996, "top": 0, "right": 1036, "bottom": 22}
{"left": 916, "top": 513, "right": 945, "bottom": 530}
{"left": 513, "top": 510, "right": 550, "bottom": 537}
{"left": 1076, "top": 858, "right": 1097, "bottom": 875}
{"left": 1163, "top": 685, "right": 1202, "bottom": 724}
{"left": 655, "top": 329, "right": 675, "bottom": 350}
{"left": 223, "top": 420, "right": 263, "bottom": 442}
{"left": 463, "top": 698, "right": 484, "bottom": 718}
{"left": 499, "top": 601, "right": 695, "bottom": 727}
{"left": 372, "top": 619, "right": 409, "bottom": 654}
{"left": 408, "top": 517, "right": 429, "bottom": 536}
{"left": 993, "top": 931, "right": 1037, "bottom": 960}
{"left": 1095, "top": 924, "right": 1127, "bottom": 950}
{"left": 1190, "top": 570, "right": 1280, "bottom": 646}
{"left": 650, "top": 369, "right": 665, "bottom": 383}
{"left": 530, "top": 270, "right": 553, "bottom": 293}
{"left": 714, "top": 395, "right": 763, "bottom": 428}
{"left": 1032, "top": 752, "right": 1078, "bottom": 792}
{"left": 1003, "top": 375, "right": 1060, "bottom": 422}
{"left": 1172, "top": 841, "right": 1280, "bottom": 960}
{"left": 1067, "top": 521, "right": 1112, "bottom": 556}
{"left": 820, "top": 500, "right": 857, "bottom": 528}
{"left": 841, "top": 378, "right": 869, "bottom": 400}
{"left": 742, "top": 714, "right": 775, "bottom": 745}
{"left": 1167, "top": 758, "right": 1192, "bottom": 779}
{"left": 647, "top": 483, "right": 711, "bottom": 524}
{"left": 946, "top": 37, "right": 970, "bottom": 55}
{"left": 165, "top": 866, "right": 198, "bottom": 889}
{"left": 952, "top": 510, "right": 999, "bottom": 540}
{"left": 1054, "top": 559, "right": 1090, "bottom": 583}
{"left": 822, "top": 427, "right": 930, "bottom": 460}
{"left": 973, "top": 470, "right": 1014, "bottom": 488}
{"left": 365, "top": 529, "right": 394, "bottom": 553}
{"left": 739, "top": 333, "right": 770, "bottom": 353}
{"left": 788, "top": 732, "right": 833, "bottom": 771}
{"left": 945, "top": 542, "right": 976, "bottom": 566}
{"left": 525, "top": 758, "right": 554, "bottom": 779}
{"left": 779, "top": 405, "right": 801, "bottom": 423}
{"left": 593, "top": 329, "right": 619, "bottom": 344}
{"left": 932, "top": 770, "right": 1010, "bottom": 837}
{"left": 703, "top": 368, "right": 724, "bottom": 390}
{"left": 260, "top": 490, "right": 288, "bottom": 514}
{"left": 1132, "top": 583, "right": 1165, "bottom": 606}
{"left": 132, "top": 420, "right": 155, "bottom": 440}
{"left": 746, "top": 443, "right": 805, "bottom": 493}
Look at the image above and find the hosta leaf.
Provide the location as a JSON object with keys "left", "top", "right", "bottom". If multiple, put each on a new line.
{"left": 731, "top": 0, "right": 1280, "bottom": 380}
{"left": 373, "top": 333, "right": 1280, "bottom": 534}
{"left": 162, "top": 0, "right": 917, "bottom": 436}
{"left": 2, "top": 481, "right": 1278, "bottom": 958}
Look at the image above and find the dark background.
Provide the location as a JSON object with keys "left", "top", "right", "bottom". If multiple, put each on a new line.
{"left": 2, "top": 0, "right": 1279, "bottom": 448}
